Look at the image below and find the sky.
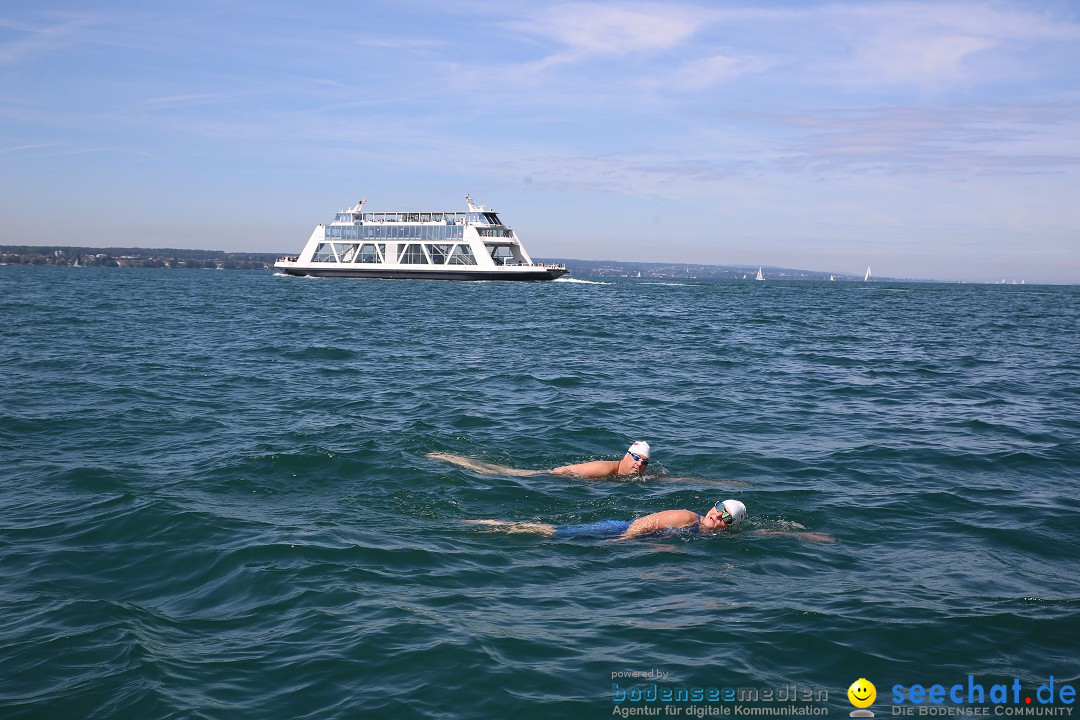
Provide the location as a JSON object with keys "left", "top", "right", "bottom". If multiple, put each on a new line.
{"left": 2, "top": 1, "right": 1079, "bottom": 283}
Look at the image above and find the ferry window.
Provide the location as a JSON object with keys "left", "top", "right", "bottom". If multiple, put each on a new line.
{"left": 484, "top": 213, "right": 501, "bottom": 225}
{"left": 428, "top": 244, "right": 452, "bottom": 264}
{"left": 488, "top": 245, "right": 515, "bottom": 265}
{"left": 313, "top": 243, "right": 335, "bottom": 262}
{"left": 357, "top": 243, "right": 382, "bottom": 263}
{"left": 399, "top": 243, "right": 429, "bottom": 264}
{"left": 339, "top": 243, "right": 360, "bottom": 262}
{"left": 448, "top": 245, "right": 476, "bottom": 265}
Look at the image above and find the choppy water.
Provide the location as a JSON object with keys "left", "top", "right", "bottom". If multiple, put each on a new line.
{"left": 1, "top": 266, "right": 1078, "bottom": 719}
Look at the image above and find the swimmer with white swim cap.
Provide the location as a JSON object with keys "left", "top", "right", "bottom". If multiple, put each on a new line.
{"left": 429, "top": 441, "right": 653, "bottom": 479}
{"left": 550, "top": 440, "right": 652, "bottom": 479}
{"left": 469, "top": 498, "right": 834, "bottom": 542}
{"left": 467, "top": 498, "right": 747, "bottom": 540}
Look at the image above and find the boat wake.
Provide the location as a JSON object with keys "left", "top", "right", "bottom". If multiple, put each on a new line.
{"left": 553, "top": 277, "right": 610, "bottom": 285}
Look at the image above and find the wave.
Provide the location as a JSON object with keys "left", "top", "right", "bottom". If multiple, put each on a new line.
{"left": 553, "top": 277, "right": 611, "bottom": 285}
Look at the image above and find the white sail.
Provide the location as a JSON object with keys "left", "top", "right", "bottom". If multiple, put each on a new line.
{"left": 755, "top": 267, "right": 764, "bottom": 281}
{"left": 864, "top": 266, "right": 872, "bottom": 282}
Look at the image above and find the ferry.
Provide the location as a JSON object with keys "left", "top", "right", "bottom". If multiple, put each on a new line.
{"left": 275, "top": 196, "right": 568, "bottom": 281}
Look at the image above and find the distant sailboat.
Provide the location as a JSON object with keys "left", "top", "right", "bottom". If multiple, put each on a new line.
{"left": 864, "top": 266, "right": 872, "bottom": 282}
{"left": 755, "top": 267, "right": 764, "bottom": 281}
{"left": 829, "top": 274, "right": 835, "bottom": 282}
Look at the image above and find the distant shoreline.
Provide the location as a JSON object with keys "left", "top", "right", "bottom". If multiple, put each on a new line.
{"left": 0, "top": 245, "right": 1045, "bottom": 284}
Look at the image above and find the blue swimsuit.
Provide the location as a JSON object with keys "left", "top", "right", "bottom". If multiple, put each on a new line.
{"left": 553, "top": 517, "right": 702, "bottom": 539}
{"left": 553, "top": 520, "right": 633, "bottom": 539}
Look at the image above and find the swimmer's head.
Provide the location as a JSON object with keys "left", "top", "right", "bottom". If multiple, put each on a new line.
{"left": 701, "top": 499, "right": 747, "bottom": 532}
{"left": 620, "top": 441, "right": 651, "bottom": 475}
{"left": 627, "top": 441, "right": 651, "bottom": 460}
{"left": 720, "top": 499, "right": 746, "bottom": 530}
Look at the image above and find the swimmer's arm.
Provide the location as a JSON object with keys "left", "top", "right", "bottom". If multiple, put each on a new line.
{"left": 463, "top": 519, "right": 557, "bottom": 536}
{"left": 427, "top": 452, "right": 541, "bottom": 477}
{"left": 550, "top": 460, "right": 621, "bottom": 478}
{"left": 748, "top": 530, "right": 836, "bottom": 543}
{"left": 617, "top": 510, "right": 699, "bottom": 540}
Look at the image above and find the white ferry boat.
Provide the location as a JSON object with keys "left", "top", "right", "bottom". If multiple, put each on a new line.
{"left": 275, "top": 196, "right": 568, "bottom": 281}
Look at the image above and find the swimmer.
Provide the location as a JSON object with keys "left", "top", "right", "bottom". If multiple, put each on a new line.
{"left": 467, "top": 499, "right": 835, "bottom": 542}
{"left": 466, "top": 499, "right": 748, "bottom": 540}
{"left": 429, "top": 440, "right": 653, "bottom": 480}
{"left": 551, "top": 440, "right": 652, "bottom": 478}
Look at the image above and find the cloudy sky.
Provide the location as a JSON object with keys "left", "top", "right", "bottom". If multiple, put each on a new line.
{"left": 2, "top": 1, "right": 1079, "bottom": 282}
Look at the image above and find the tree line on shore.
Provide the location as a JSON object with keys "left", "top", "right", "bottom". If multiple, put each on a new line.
{"left": 2, "top": 245, "right": 854, "bottom": 281}
{"left": 0, "top": 246, "right": 280, "bottom": 270}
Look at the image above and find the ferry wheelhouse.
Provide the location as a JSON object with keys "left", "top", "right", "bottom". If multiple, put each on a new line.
{"left": 275, "top": 196, "right": 568, "bottom": 281}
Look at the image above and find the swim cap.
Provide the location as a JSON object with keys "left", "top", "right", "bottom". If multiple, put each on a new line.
{"left": 628, "top": 441, "right": 651, "bottom": 459}
{"left": 721, "top": 499, "right": 746, "bottom": 530}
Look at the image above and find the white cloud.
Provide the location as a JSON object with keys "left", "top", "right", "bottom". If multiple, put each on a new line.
{"left": 507, "top": 2, "right": 703, "bottom": 58}
{"left": 0, "top": 12, "right": 126, "bottom": 67}
{"left": 822, "top": 3, "right": 1080, "bottom": 88}
{"left": 665, "top": 53, "right": 772, "bottom": 91}
{"left": 854, "top": 33, "right": 995, "bottom": 87}
{"left": 0, "top": 142, "right": 56, "bottom": 153}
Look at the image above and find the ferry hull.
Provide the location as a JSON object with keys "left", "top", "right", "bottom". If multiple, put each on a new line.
{"left": 276, "top": 265, "right": 568, "bottom": 281}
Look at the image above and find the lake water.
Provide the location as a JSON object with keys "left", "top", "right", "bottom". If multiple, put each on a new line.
{"left": 1, "top": 266, "right": 1077, "bottom": 718}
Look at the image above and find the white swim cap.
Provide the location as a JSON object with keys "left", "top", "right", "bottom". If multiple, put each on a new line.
{"left": 721, "top": 499, "right": 747, "bottom": 531}
{"left": 628, "top": 441, "right": 651, "bottom": 459}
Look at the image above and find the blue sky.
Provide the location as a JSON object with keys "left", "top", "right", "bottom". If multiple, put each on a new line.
{"left": 2, "top": 1, "right": 1079, "bottom": 283}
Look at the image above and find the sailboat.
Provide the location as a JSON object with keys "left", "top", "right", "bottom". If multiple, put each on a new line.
{"left": 864, "top": 266, "right": 872, "bottom": 282}
{"left": 755, "top": 267, "right": 764, "bottom": 281}
{"left": 829, "top": 274, "right": 835, "bottom": 282}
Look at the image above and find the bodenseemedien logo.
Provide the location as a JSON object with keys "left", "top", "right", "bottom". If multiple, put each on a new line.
{"left": 847, "top": 678, "right": 877, "bottom": 717}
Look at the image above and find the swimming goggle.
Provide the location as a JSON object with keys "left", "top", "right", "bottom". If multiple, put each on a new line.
{"left": 713, "top": 501, "right": 734, "bottom": 526}
{"left": 629, "top": 452, "right": 649, "bottom": 466}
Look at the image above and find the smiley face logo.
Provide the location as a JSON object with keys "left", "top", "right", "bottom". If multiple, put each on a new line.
{"left": 848, "top": 678, "right": 876, "bottom": 709}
